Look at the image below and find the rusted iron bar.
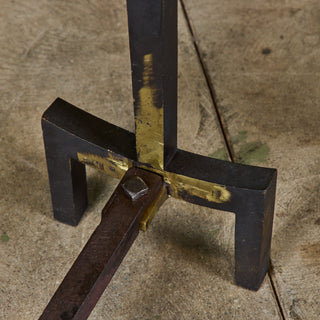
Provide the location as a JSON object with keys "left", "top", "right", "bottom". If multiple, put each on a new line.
{"left": 39, "top": 167, "right": 165, "bottom": 320}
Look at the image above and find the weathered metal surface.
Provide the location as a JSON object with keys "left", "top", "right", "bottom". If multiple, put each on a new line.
{"left": 139, "top": 181, "right": 168, "bottom": 231}
{"left": 39, "top": 167, "right": 164, "bottom": 320}
{"left": 127, "top": 0, "right": 177, "bottom": 169}
{"left": 41, "top": 4, "right": 277, "bottom": 319}
{"left": 122, "top": 176, "right": 149, "bottom": 200}
{"left": 42, "top": 96, "right": 277, "bottom": 290}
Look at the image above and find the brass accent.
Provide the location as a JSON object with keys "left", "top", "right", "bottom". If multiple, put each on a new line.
{"left": 77, "top": 152, "right": 132, "bottom": 179}
{"left": 77, "top": 153, "right": 230, "bottom": 205}
{"left": 163, "top": 172, "right": 231, "bottom": 204}
{"left": 140, "top": 183, "right": 168, "bottom": 231}
{"left": 135, "top": 54, "right": 164, "bottom": 170}
{"left": 139, "top": 166, "right": 231, "bottom": 204}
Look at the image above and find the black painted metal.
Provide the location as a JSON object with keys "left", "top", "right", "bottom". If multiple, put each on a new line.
{"left": 42, "top": 98, "right": 136, "bottom": 226}
{"left": 42, "top": 97, "right": 277, "bottom": 291}
{"left": 41, "top": 1, "right": 277, "bottom": 317}
{"left": 127, "top": 0, "right": 177, "bottom": 165}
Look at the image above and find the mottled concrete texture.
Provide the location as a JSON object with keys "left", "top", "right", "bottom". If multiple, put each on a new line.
{"left": 0, "top": 0, "right": 319, "bottom": 319}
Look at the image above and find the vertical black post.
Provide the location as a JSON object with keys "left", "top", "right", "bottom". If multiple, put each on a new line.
{"left": 127, "top": 0, "right": 177, "bottom": 169}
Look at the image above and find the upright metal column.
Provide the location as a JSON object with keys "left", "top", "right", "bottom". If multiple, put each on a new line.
{"left": 127, "top": 0, "right": 177, "bottom": 169}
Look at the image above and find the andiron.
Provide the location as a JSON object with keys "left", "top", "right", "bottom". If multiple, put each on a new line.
{"left": 40, "top": 0, "right": 277, "bottom": 319}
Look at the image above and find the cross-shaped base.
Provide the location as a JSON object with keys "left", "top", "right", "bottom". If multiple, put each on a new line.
{"left": 40, "top": 0, "right": 277, "bottom": 318}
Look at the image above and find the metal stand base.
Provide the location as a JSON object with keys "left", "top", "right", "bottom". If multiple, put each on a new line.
{"left": 42, "top": 98, "right": 276, "bottom": 291}
{"left": 40, "top": 0, "right": 277, "bottom": 318}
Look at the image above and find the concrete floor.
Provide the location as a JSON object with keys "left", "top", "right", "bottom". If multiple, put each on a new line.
{"left": 0, "top": 0, "right": 319, "bottom": 319}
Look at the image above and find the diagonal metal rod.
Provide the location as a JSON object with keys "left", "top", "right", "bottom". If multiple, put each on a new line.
{"left": 39, "top": 168, "right": 165, "bottom": 320}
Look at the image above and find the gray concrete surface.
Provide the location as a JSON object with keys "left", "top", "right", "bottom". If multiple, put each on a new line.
{"left": 0, "top": 0, "right": 319, "bottom": 319}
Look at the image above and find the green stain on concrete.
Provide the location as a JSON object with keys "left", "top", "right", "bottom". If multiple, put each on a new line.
{"left": 1, "top": 233, "right": 9, "bottom": 243}
{"left": 208, "top": 131, "right": 270, "bottom": 165}
{"left": 208, "top": 148, "right": 229, "bottom": 161}
{"left": 237, "top": 141, "right": 270, "bottom": 165}
{"left": 231, "top": 131, "right": 247, "bottom": 145}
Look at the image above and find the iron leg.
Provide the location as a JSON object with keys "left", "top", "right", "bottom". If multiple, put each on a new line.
{"left": 234, "top": 174, "right": 276, "bottom": 290}
{"left": 42, "top": 120, "right": 88, "bottom": 226}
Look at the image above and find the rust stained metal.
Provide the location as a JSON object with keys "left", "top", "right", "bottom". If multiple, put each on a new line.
{"left": 39, "top": 168, "right": 164, "bottom": 320}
